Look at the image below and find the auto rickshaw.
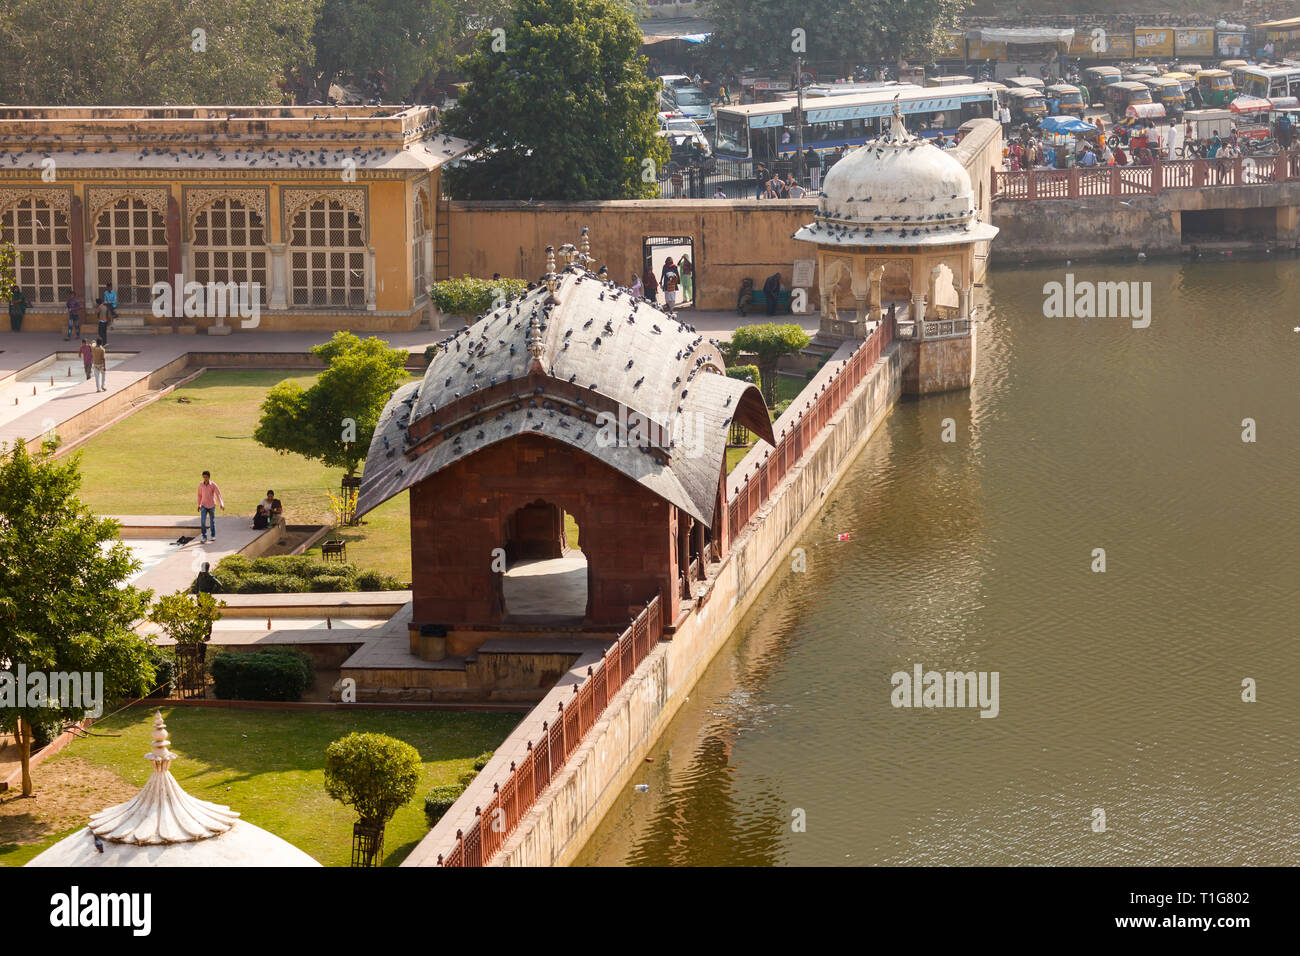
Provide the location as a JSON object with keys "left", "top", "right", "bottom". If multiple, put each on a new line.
{"left": 1083, "top": 66, "right": 1123, "bottom": 107}
{"left": 1141, "top": 77, "right": 1187, "bottom": 117}
{"left": 1173, "top": 63, "right": 1203, "bottom": 76}
{"left": 1229, "top": 95, "right": 1273, "bottom": 142}
{"left": 1045, "top": 83, "right": 1087, "bottom": 116}
{"left": 1117, "top": 104, "right": 1168, "bottom": 157}
{"left": 1162, "top": 71, "right": 1195, "bottom": 95}
{"left": 1003, "top": 76, "right": 1046, "bottom": 92}
{"left": 1219, "top": 59, "right": 1248, "bottom": 71}
{"left": 1196, "top": 69, "right": 1236, "bottom": 106}
{"left": 1005, "top": 87, "right": 1048, "bottom": 125}
{"left": 1106, "top": 81, "right": 1155, "bottom": 121}
{"left": 1127, "top": 64, "right": 1161, "bottom": 78}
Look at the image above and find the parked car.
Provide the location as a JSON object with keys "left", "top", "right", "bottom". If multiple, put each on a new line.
{"left": 658, "top": 75, "right": 715, "bottom": 132}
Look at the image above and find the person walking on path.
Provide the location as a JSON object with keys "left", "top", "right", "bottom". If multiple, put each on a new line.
{"left": 78, "top": 339, "right": 93, "bottom": 380}
{"left": 196, "top": 470, "right": 225, "bottom": 543}
{"left": 679, "top": 255, "right": 694, "bottom": 303}
{"left": 95, "top": 297, "right": 112, "bottom": 345}
{"left": 642, "top": 266, "right": 659, "bottom": 304}
{"left": 631, "top": 271, "right": 644, "bottom": 299}
{"left": 763, "top": 272, "right": 782, "bottom": 316}
{"left": 91, "top": 338, "right": 108, "bottom": 392}
{"left": 65, "top": 291, "right": 81, "bottom": 340}
{"left": 660, "top": 257, "right": 680, "bottom": 309}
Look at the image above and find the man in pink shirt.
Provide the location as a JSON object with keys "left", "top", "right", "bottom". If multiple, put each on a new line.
{"left": 197, "top": 470, "right": 225, "bottom": 543}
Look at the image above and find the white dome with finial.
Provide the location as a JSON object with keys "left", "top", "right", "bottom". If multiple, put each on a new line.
{"left": 26, "top": 711, "right": 320, "bottom": 867}
{"left": 794, "top": 99, "right": 998, "bottom": 247}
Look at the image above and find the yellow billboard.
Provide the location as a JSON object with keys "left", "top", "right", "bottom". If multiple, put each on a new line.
{"left": 1135, "top": 27, "right": 1175, "bottom": 58}
{"left": 937, "top": 30, "right": 965, "bottom": 59}
{"left": 1070, "top": 28, "right": 1119, "bottom": 58}
{"left": 1174, "top": 28, "right": 1214, "bottom": 57}
{"left": 967, "top": 38, "right": 1007, "bottom": 61}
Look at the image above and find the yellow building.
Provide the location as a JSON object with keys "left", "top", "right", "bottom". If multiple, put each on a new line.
{"left": 0, "top": 106, "right": 470, "bottom": 332}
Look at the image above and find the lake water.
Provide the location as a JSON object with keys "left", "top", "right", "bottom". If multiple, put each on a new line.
{"left": 577, "top": 255, "right": 1300, "bottom": 866}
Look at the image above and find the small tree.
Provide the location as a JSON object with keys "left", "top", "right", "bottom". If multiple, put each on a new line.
{"left": 729, "top": 324, "right": 811, "bottom": 405}
{"left": 0, "top": 440, "right": 155, "bottom": 796}
{"left": 324, "top": 732, "right": 423, "bottom": 866}
{"left": 253, "top": 331, "right": 408, "bottom": 480}
{"left": 0, "top": 242, "right": 16, "bottom": 302}
{"left": 150, "top": 591, "right": 226, "bottom": 697}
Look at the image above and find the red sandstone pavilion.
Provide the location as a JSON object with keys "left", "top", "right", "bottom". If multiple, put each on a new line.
{"left": 356, "top": 246, "right": 774, "bottom": 655}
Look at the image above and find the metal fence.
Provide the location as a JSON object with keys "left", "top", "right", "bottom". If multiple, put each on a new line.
{"left": 438, "top": 593, "right": 663, "bottom": 867}
{"left": 727, "top": 312, "right": 895, "bottom": 539}
{"left": 994, "top": 153, "right": 1300, "bottom": 200}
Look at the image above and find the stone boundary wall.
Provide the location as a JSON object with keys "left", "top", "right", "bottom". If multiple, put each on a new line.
{"left": 407, "top": 338, "right": 904, "bottom": 867}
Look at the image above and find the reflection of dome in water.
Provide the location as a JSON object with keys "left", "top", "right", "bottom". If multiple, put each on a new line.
{"left": 794, "top": 102, "right": 999, "bottom": 247}
{"left": 26, "top": 711, "right": 320, "bottom": 868}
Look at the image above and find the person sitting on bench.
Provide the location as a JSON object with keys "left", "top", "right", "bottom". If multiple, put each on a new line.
{"left": 253, "top": 490, "right": 283, "bottom": 530}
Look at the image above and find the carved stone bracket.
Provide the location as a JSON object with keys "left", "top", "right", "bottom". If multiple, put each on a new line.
{"left": 282, "top": 188, "right": 367, "bottom": 235}
{"left": 0, "top": 187, "right": 72, "bottom": 222}
{"left": 86, "top": 186, "right": 170, "bottom": 224}
{"left": 186, "top": 187, "right": 269, "bottom": 238}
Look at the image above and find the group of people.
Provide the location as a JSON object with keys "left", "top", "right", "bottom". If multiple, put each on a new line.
{"left": 631, "top": 255, "right": 694, "bottom": 309}
{"left": 194, "top": 470, "right": 284, "bottom": 543}
{"left": 63, "top": 282, "right": 118, "bottom": 344}
{"left": 754, "top": 167, "right": 809, "bottom": 199}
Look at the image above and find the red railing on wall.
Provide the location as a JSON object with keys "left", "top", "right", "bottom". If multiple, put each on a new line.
{"left": 993, "top": 154, "right": 1300, "bottom": 200}
{"left": 438, "top": 593, "right": 663, "bottom": 867}
{"left": 728, "top": 311, "right": 894, "bottom": 541}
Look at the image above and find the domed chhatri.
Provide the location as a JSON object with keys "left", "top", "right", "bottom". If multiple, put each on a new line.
{"left": 794, "top": 100, "right": 999, "bottom": 248}
{"left": 26, "top": 711, "right": 320, "bottom": 867}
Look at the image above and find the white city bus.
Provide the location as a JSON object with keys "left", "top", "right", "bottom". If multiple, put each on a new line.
{"left": 714, "top": 82, "right": 1002, "bottom": 165}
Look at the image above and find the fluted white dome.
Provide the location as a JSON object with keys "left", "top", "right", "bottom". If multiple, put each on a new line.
{"left": 794, "top": 105, "right": 998, "bottom": 247}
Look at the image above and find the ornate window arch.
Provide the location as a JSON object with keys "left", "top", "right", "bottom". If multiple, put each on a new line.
{"left": 288, "top": 197, "right": 366, "bottom": 308}
{"left": 93, "top": 197, "right": 169, "bottom": 307}
{"left": 0, "top": 197, "right": 72, "bottom": 305}
{"left": 192, "top": 198, "right": 268, "bottom": 307}
{"left": 412, "top": 188, "right": 430, "bottom": 303}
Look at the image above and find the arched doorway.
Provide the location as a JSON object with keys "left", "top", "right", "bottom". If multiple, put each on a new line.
{"left": 500, "top": 500, "right": 588, "bottom": 622}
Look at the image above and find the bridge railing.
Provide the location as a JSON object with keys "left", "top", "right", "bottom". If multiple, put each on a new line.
{"left": 438, "top": 592, "right": 663, "bottom": 867}
{"left": 994, "top": 154, "right": 1300, "bottom": 200}
{"left": 728, "top": 312, "right": 894, "bottom": 539}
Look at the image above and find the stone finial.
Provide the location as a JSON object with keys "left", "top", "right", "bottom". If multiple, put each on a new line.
{"left": 88, "top": 711, "right": 239, "bottom": 845}
{"left": 579, "top": 226, "right": 591, "bottom": 266}
{"left": 545, "top": 245, "right": 556, "bottom": 275}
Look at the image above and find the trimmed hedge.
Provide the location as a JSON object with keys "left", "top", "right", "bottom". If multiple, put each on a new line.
{"left": 211, "top": 648, "right": 315, "bottom": 702}
{"left": 424, "top": 784, "right": 466, "bottom": 827}
{"left": 209, "top": 554, "right": 405, "bottom": 594}
{"left": 430, "top": 276, "right": 527, "bottom": 316}
{"left": 726, "top": 364, "right": 762, "bottom": 394}
{"left": 146, "top": 646, "right": 177, "bottom": 698}
{"left": 472, "top": 750, "right": 494, "bottom": 771}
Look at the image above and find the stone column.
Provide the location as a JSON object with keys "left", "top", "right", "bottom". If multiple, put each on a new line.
{"left": 268, "top": 242, "right": 289, "bottom": 310}
{"left": 957, "top": 286, "right": 971, "bottom": 321}
{"left": 912, "top": 291, "right": 927, "bottom": 339}
{"left": 365, "top": 245, "right": 377, "bottom": 311}
{"left": 868, "top": 265, "right": 884, "bottom": 322}
{"left": 421, "top": 233, "right": 434, "bottom": 299}
{"left": 70, "top": 194, "right": 85, "bottom": 303}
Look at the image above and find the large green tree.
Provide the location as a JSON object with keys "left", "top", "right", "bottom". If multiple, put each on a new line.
{"left": 254, "top": 332, "right": 408, "bottom": 479}
{"left": 443, "top": 0, "right": 668, "bottom": 200}
{"left": 0, "top": 0, "right": 318, "bottom": 105}
{"left": 730, "top": 323, "right": 811, "bottom": 405}
{"left": 300, "top": 0, "right": 511, "bottom": 103}
{"left": 704, "top": 0, "right": 969, "bottom": 73}
{"left": 0, "top": 441, "right": 155, "bottom": 797}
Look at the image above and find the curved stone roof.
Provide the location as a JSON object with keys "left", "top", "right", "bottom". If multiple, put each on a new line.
{"left": 794, "top": 103, "right": 999, "bottom": 248}
{"left": 357, "top": 266, "right": 774, "bottom": 525}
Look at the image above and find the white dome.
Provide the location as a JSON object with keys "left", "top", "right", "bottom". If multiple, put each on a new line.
{"left": 26, "top": 820, "right": 321, "bottom": 867}
{"left": 794, "top": 106, "right": 998, "bottom": 247}
{"left": 24, "top": 711, "right": 320, "bottom": 868}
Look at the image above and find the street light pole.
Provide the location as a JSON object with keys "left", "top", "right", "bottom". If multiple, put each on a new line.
{"left": 795, "top": 55, "right": 806, "bottom": 183}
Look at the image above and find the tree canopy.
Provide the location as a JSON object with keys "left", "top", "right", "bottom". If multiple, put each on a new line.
{"left": 443, "top": 0, "right": 668, "bottom": 200}
{"left": 0, "top": 0, "right": 319, "bottom": 105}
{"left": 704, "top": 0, "right": 969, "bottom": 73}
{"left": 730, "top": 324, "right": 811, "bottom": 404}
{"left": 253, "top": 332, "right": 409, "bottom": 478}
{"left": 0, "top": 441, "right": 155, "bottom": 796}
{"left": 324, "top": 732, "right": 423, "bottom": 833}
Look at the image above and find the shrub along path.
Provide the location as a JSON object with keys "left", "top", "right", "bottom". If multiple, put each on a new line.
{"left": 0, "top": 705, "right": 519, "bottom": 867}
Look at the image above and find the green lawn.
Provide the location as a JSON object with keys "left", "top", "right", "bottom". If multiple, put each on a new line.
{"left": 71, "top": 368, "right": 415, "bottom": 581}
{"left": 0, "top": 705, "right": 519, "bottom": 867}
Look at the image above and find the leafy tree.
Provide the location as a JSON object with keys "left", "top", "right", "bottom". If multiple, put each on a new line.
{"left": 253, "top": 332, "right": 408, "bottom": 479}
{"left": 149, "top": 591, "right": 226, "bottom": 645}
{"left": 325, "top": 732, "right": 422, "bottom": 863}
{"left": 0, "top": 243, "right": 15, "bottom": 303}
{"left": 0, "top": 441, "right": 155, "bottom": 796}
{"left": 443, "top": 0, "right": 669, "bottom": 200}
{"left": 704, "top": 0, "right": 969, "bottom": 73}
{"left": 0, "top": 0, "right": 318, "bottom": 105}
{"left": 729, "top": 324, "right": 811, "bottom": 405}
{"left": 300, "top": 0, "right": 511, "bottom": 103}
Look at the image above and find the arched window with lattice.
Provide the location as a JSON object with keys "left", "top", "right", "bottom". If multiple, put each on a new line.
{"left": 193, "top": 198, "right": 268, "bottom": 307}
{"left": 289, "top": 198, "right": 366, "bottom": 308}
{"left": 1, "top": 198, "right": 73, "bottom": 305}
{"left": 412, "top": 189, "right": 430, "bottom": 302}
{"left": 93, "top": 197, "right": 168, "bottom": 307}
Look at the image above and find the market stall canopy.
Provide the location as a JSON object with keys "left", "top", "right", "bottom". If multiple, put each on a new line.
{"left": 1230, "top": 96, "right": 1273, "bottom": 113}
{"left": 1127, "top": 103, "right": 1168, "bottom": 120}
{"left": 1040, "top": 115, "right": 1099, "bottom": 134}
{"left": 970, "top": 28, "right": 1073, "bottom": 44}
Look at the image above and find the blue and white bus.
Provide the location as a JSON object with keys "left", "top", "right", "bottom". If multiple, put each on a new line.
{"left": 714, "top": 82, "right": 1002, "bottom": 165}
